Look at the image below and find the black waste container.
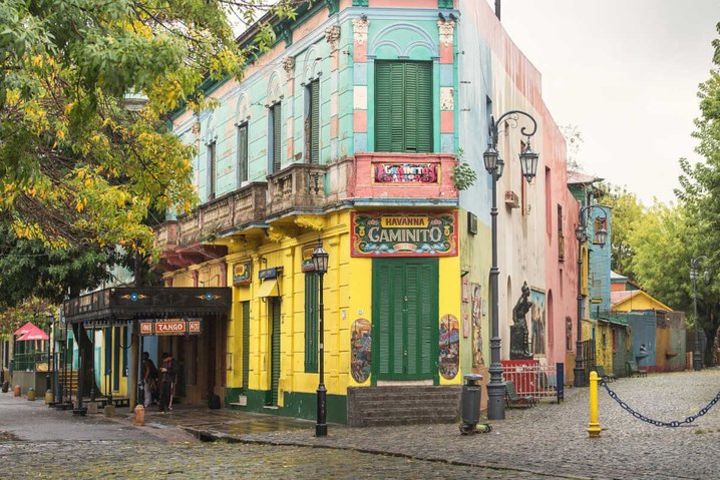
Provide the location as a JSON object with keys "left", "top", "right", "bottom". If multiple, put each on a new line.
{"left": 461, "top": 374, "right": 483, "bottom": 432}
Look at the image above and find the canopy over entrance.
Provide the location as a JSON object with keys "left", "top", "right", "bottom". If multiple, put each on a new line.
{"left": 62, "top": 287, "right": 231, "bottom": 324}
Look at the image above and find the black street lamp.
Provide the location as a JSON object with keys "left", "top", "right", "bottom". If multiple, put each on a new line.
{"left": 690, "top": 256, "right": 710, "bottom": 371}
{"left": 312, "top": 242, "right": 329, "bottom": 437}
{"left": 573, "top": 204, "right": 608, "bottom": 388}
{"left": 483, "top": 110, "right": 539, "bottom": 421}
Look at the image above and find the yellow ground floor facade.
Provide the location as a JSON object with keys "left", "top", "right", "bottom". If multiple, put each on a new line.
{"left": 161, "top": 208, "right": 463, "bottom": 422}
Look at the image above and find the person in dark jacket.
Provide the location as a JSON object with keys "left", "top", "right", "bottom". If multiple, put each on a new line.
{"left": 158, "top": 353, "right": 176, "bottom": 413}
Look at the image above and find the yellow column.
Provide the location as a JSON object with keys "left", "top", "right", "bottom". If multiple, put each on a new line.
{"left": 587, "top": 371, "right": 601, "bottom": 437}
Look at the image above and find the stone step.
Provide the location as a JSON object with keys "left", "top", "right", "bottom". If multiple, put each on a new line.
{"left": 347, "top": 386, "right": 462, "bottom": 427}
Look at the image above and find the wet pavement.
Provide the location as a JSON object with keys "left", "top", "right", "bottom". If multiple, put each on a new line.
{"left": 4, "top": 369, "right": 720, "bottom": 478}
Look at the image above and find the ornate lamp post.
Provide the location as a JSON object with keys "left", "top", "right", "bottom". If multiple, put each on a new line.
{"left": 573, "top": 204, "right": 608, "bottom": 388}
{"left": 690, "top": 256, "right": 710, "bottom": 371}
{"left": 483, "top": 110, "right": 539, "bottom": 420}
{"left": 312, "top": 242, "right": 329, "bottom": 437}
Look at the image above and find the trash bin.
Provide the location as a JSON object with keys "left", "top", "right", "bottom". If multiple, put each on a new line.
{"left": 460, "top": 374, "right": 483, "bottom": 434}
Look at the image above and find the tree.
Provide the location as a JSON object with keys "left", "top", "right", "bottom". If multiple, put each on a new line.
{"left": 599, "top": 184, "right": 646, "bottom": 280}
{"left": 0, "top": 0, "right": 295, "bottom": 252}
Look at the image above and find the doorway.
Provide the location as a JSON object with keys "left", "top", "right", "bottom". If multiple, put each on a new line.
{"left": 269, "top": 298, "right": 281, "bottom": 405}
{"left": 372, "top": 258, "right": 439, "bottom": 381}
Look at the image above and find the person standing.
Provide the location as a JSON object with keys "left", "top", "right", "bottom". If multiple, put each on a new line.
{"left": 141, "top": 352, "right": 157, "bottom": 408}
{"left": 158, "top": 353, "right": 175, "bottom": 413}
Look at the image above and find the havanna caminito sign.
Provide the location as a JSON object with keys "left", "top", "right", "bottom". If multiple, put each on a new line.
{"left": 351, "top": 212, "right": 457, "bottom": 257}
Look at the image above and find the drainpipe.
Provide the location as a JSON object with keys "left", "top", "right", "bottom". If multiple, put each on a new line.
{"left": 495, "top": 0, "right": 501, "bottom": 20}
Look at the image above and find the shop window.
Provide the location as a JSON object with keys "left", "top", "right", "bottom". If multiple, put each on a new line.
{"left": 237, "top": 122, "right": 249, "bottom": 184}
{"left": 305, "top": 79, "right": 320, "bottom": 164}
{"left": 375, "top": 61, "right": 432, "bottom": 153}
{"left": 304, "top": 273, "right": 319, "bottom": 372}
{"left": 268, "top": 102, "right": 282, "bottom": 173}
{"left": 207, "top": 140, "right": 216, "bottom": 201}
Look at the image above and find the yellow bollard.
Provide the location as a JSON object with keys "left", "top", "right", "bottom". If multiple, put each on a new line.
{"left": 587, "top": 371, "right": 601, "bottom": 438}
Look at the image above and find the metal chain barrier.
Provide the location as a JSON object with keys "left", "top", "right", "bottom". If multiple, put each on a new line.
{"left": 600, "top": 379, "right": 720, "bottom": 427}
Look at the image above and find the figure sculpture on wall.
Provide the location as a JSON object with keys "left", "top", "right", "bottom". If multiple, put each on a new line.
{"left": 510, "top": 281, "right": 533, "bottom": 359}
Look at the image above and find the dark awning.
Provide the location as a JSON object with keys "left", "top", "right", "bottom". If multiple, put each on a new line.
{"left": 62, "top": 287, "right": 231, "bottom": 324}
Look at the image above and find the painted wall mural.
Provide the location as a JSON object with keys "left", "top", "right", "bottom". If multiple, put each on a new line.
{"left": 530, "top": 289, "right": 546, "bottom": 356}
{"left": 471, "top": 283, "right": 485, "bottom": 367}
{"left": 439, "top": 314, "right": 460, "bottom": 379}
{"left": 350, "top": 318, "right": 372, "bottom": 383}
{"left": 351, "top": 212, "right": 458, "bottom": 257}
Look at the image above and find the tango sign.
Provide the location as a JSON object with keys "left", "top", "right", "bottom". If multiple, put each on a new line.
{"left": 351, "top": 212, "right": 457, "bottom": 257}
{"left": 140, "top": 319, "right": 202, "bottom": 336}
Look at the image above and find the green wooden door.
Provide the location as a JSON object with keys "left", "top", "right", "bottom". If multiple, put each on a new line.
{"left": 372, "top": 258, "right": 438, "bottom": 381}
{"left": 270, "top": 298, "right": 281, "bottom": 405}
{"left": 241, "top": 301, "right": 250, "bottom": 391}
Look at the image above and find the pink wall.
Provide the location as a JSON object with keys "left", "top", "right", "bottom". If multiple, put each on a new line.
{"left": 474, "top": 1, "right": 580, "bottom": 368}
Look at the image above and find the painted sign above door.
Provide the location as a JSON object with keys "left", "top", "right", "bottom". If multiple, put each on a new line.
{"left": 139, "top": 319, "right": 202, "bottom": 336}
{"left": 233, "top": 261, "right": 252, "bottom": 286}
{"left": 351, "top": 212, "right": 457, "bottom": 257}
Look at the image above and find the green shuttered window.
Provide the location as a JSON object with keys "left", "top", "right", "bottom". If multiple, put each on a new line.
{"left": 375, "top": 61, "right": 433, "bottom": 153}
{"left": 237, "top": 123, "right": 249, "bottom": 184}
{"left": 269, "top": 103, "right": 282, "bottom": 173}
{"left": 304, "top": 273, "right": 319, "bottom": 372}
{"left": 305, "top": 79, "right": 320, "bottom": 164}
{"left": 207, "top": 141, "right": 216, "bottom": 200}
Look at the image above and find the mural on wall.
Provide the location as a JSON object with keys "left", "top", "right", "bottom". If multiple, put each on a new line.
{"left": 351, "top": 212, "right": 458, "bottom": 257}
{"left": 530, "top": 289, "right": 546, "bottom": 356}
{"left": 439, "top": 314, "right": 460, "bottom": 379}
{"left": 471, "top": 283, "right": 485, "bottom": 367}
{"left": 350, "top": 318, "right": 372, "bottom": 383}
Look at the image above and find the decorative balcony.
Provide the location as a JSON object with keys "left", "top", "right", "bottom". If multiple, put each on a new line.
{"left": 155, "top": 182, "right": 267, "bottom": 251}
{"left": 348, "top": 153, "right": 458, "bottom": 204}
{"left": 266, "top": 163, "right": 328, "bottom": 218}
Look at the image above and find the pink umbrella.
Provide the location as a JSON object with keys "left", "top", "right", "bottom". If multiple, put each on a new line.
{"left": 16, "top": 323, "right": 49, "bottom": 342}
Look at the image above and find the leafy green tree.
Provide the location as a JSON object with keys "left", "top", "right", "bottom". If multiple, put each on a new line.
{"left": 0, "top": 0, "right": 294, "bottom": 252}
{"left": 600, "top": 184, "right": 646, "bottom": 280}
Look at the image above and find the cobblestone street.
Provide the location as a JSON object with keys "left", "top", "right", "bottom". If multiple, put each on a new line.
{"left": 2, "top": 369, "right": 720, "bottom": 479}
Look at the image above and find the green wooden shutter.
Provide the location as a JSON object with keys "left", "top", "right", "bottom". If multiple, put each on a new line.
{"left": 404, "top": 63, "right": 419, "bottom": 152}
{"left": 238, "top": 123, "right": 248, "bottom": 183}
{"left": 270, "top": 298, "right": 281, "bottom": 405}
{"left": 272, "top": 104, "right": 282, "bottom": 173}
{"left": 417, "top": 261, "right": 437, "bottom": 376}
{"left": 373, "top": 260, "right": 392, "bottom": 375}
{"left": 390, "top": 63, "right": 405, "bottom": 153}
{"left": 405, "top": 264, "right": 419, "bottom": 375}
{"left": 391, "top": 263, "right": 405, "bottom": 375}
{"left": 375, "top": 61, "right": 433, "bottom": 153}
{"left": 304, "top": 273, "right": 318, "bottom": 372}
{"left": 414, "top": 62, "right": 433, "bottom": 153}
{"left": 375, "top": 63, "right": 393, "bottom": 152}
{"left": 241, "top": 301, "right": 250, "bottom": 391}
{"left": 310, "top": 80, "right": 320, "bottom": 164}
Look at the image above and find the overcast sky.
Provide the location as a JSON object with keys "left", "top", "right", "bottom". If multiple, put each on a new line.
{"left": 488, "top": 0, "right": 720, "bottom": 205}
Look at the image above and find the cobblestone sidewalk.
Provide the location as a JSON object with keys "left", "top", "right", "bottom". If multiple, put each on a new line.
{"left": 234, "top": 369, "right": 720, "bottom": 480}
